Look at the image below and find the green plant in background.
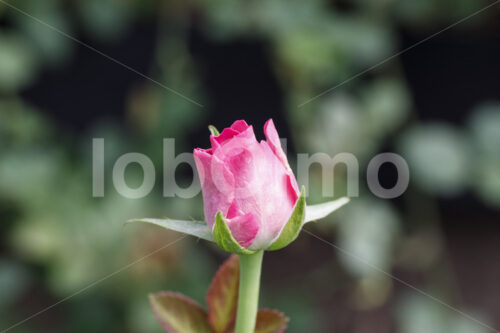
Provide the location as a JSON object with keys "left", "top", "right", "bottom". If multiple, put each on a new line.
{"left": 0, "top": 3, "right": 206, "bottom": 332}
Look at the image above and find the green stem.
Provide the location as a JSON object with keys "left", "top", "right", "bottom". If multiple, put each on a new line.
{"left": 235, "top": 250, "right": 264, "bottom": 333}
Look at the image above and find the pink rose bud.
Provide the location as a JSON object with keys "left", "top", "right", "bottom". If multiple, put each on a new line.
{"left": 194, "top": 119, "right": 300, "bottom": 250}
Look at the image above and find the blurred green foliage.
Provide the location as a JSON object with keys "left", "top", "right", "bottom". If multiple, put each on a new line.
{"left": 0, "top": 0, "right": 498, "bottom": 332}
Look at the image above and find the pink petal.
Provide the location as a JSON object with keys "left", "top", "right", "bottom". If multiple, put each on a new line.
{"left": 210, "top": 123, "right": 256, "bottom": 151}
{"left": 226, "top": 201, "right": 241, "bottom": 219}
{"left": 234, "top": 124, "right": 256, "bottom": 142}
{"left": 210, "top": 128, "right": 239, "bottom": 147}
{"left": 230, "top": 120, "right": 250, "bottom": 133}
{"left": 193, "top": 148, "right": 212, "bottom": 187}
{"left": 226, "top": 213, "right": 259, "bottom": 247}
{"left": 263, "top": 119, "right": 290, "bottom": 170}
{"left": 212, "top": 127, "right": 259, "bottom": 199}
{"left": 241, "top": 142, "right": 298, "bottom": 249}
{"left": 286, "top": 173, "right": 300, "bottom": 202}
{"left": 225, "top": 146, "right": 259, "bottom": 199}
{"left": 193, "top": 149, "right": 234, "bottom": 228}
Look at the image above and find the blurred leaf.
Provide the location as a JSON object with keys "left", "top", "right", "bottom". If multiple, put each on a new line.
{"left": 361, "top": 78, "right": 411, "bottom": 135}
{"left": 206, "top": 255, "right": 239, "bottom": 333}
{"left": 10, "top": 215, "right": 65, "bottom": 262}
{"left": 0, "top": 149, "right": 62, "bottom": 205}
{"left": 338, "top": 199, "right": 400, "bottom": 278}
{"left": 468, "top": 102, "right": 500, "bottom": 158}
{"left": 276, "top": 27, "right": 345, "bottom": 85}
{"left": 76, "top": 0, "right": 133, "bottom": 41}
{"left": 0, "top": 260, "right": 30, "bottom": 308}
{"left": 261, "top": 290, "right": 319, "bottom": 333}
{"left": 154, "top": 36, "right": 206, "bottom": 140}
{"left": 392, "top": 0, "right": 438, "bottom": 26}
{"left": 199, "top": 2, "right": 247, "bottom": 38}
{"left": 173, "top": 245, "right": 216, "bottom": 302}
{"left": 11, "top": 0, "right": 73, "bottom": 67}
{"left": 397, "top": 293, "right": 490, "bottom": 333}
{"left": 453, "top": 315, "right": 491, "bottom": 333}
{"left": 0, "top": 32, "right": 38, "bottom": 92}
{"left": 473, "top": 159, "right": 500, "bottom": 208}
{"left": 149, "top": 292, "right": 213, "bottom": 333}
{"left": 398, "top": 293, "right": 451, "bottom": 333}
{"left": 331, "top": 18, "right": 394, "bottom": 68}
{"left": 68, "top": 297, "right": 116, "bottom": 333}
{"left": 393, "top": 0, "right": 487, "bottom": 28}
{"left": 129, "top": 297, "right": 166, "bottom": 333}
{"left": 0, "top": 99, "right": 52, "bottom": 148}
{"left": 353, "top": 274, "right": 392, "bottom": 310}
{"left": 307, "top": 94, "right": 377, "bottom": 159}
{"left": 399, "top": 123, "right": 470, "bottom": 196}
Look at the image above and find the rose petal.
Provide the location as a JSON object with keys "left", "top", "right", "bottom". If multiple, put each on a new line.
{"left": 195, "top": 119, "right": 301, "bottom": 251}
{"left": 210, "top": 128, "right": 239, "bottom": 147}
{"left": 194, "top": 149, "right": 235, "bottom": 228}
{"left": 230, "top": 119, "right": 250, "bottom": 132}
{"left": 226, "top": 212, "right": 259, "bottom": 247}
{"left": 226, "top": 201, "right": 241, "bottom": 219}
{"left": 286, "top": 173, "right": 300, "bottom": 205}
{"left": 237, "top": 142, "right": 298, "bottom": 250}
{"left": 264, "top": 119, "right": 290, "bottom": 170}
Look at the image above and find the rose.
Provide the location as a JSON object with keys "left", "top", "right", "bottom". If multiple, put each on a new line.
{"left": 130, "top": 119, "right": 348, "bottom": 252}
{"left": 193, "top": 119, "right": 300, "bottom": 250}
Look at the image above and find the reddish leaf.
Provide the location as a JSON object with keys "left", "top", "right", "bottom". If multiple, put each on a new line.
{"left": 206, "top": 255, "right": 240, "bottom": 333}
{"left": 255, "top": 309, "right": 289, "bottom": 333}
{"left": 149, "top": 291, "right": 213, "bottom": 333}
{"left": 224, "top": 308, "right": 288, "bottom": 333}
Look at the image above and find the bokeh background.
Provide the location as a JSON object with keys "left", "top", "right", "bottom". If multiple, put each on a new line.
{"left": 1, "top": 0, "right": 500, "bottom": 332}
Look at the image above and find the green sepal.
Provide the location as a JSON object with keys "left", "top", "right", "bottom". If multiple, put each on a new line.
{"left": 213, "top": 211, "right": 255, "bottom": 255}
{"left": 208, "top": 125, "right": 220, "bottom": 136}
{"left": 267, "top": 186, "right": 306, "bottom": 251}
{"left": 304, "top": 196, "right": 350, "bottom": 224}
{"left": 126, "top": 218, "right": 214, "bottom": 242}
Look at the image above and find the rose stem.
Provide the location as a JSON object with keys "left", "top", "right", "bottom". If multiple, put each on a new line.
{"left": 235, "top": 250, "right": 264, "bottom": 333}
